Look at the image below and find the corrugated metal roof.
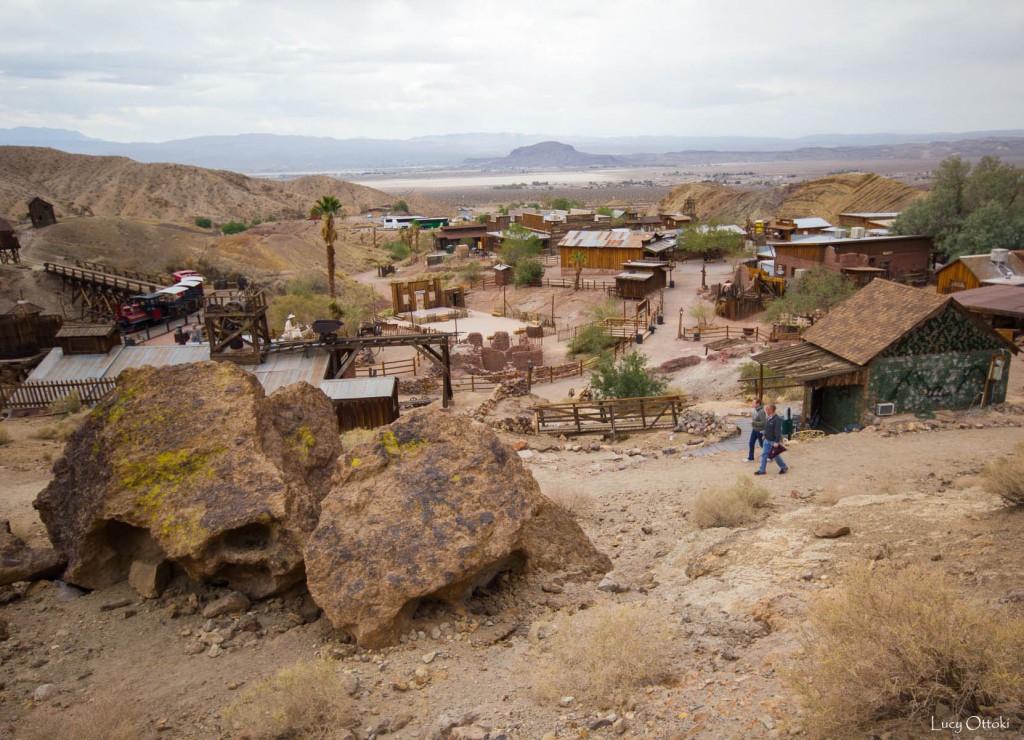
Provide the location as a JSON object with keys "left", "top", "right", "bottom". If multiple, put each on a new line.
{"left": 839, "top": 212, "right": 900, "bottom": 218}
{"left": 558, "top": 230, "right": 642, "bottom": 249}
{"left": 320, "top": 377, "right": 397, "bottom": 400}
{"left": 953, "top": 285, "right": 1024, "bottom": 316}
{"left": 252, "top": 351, "right": 331, "bottom": 395}
{"left": 615, "top": 272, "right": 654, "bottom": 281}
{"left": 105, "top": 345, "right": 210, "bottom": 375}
{"left": 29, "top": 346, "right": 123, "bottom": 381}
{"left": 793, "top": 217, "right": 831, "bottom": 229}
{"left": 56, "top": 324, "right": 118, "bottom": 338}
{"left": 752, "top": 342, "right": 862, "bottom": 381}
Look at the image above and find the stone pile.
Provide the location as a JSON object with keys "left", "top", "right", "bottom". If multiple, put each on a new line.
{"left": 673, "top": 409, "right": 740, "bottom": 439}
{"left": 453, "top": 332, "right": 543, "bottom": 373}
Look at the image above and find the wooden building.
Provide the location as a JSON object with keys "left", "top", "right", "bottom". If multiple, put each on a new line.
{"left": 492, "top": 263, "right": 513, "bottom": 287}
{"left": 753, "top": 280, "right": 1015, "bottom": 432}
{"left": 319, "top": 377, "right": 400, "bottom": 431}
{"left": 621, "top": 260, "right": 668, "bottom": 290}
{"left": 772, "top": 234, "right": 932, "bottom": 283}
{"left": 434, "top": 223, "right": 488, "bottom": 251}
{"left": 615, "top": 272, "right": 657, "bottom": 299}
{"left": 837, "top": 212, "right": 900, "bottom": 229}
{"left": 391, "top": 277, "right": 445, "bottom": 313}
{"left": 0, "top": 217, "right": 21, "bottom": 264}
{"left": 952, "top": 284, "right": 1024, "bottom": 339}
{"left": 558, "top": 230, "right": 651, "bottom": 270}
{"left": 55, "top": 324, "right": 121, "bottom": 355}
{"left": 28, "top": 197, "right": 57, "bottom": 229}
{"left": 935, "top": 250, "right": 1024, "bottom": 294}
{"left": 660, "top": 213, "right": 693, "bottom": 229}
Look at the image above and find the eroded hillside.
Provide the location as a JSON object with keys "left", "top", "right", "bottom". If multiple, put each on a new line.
{"left": 659, "top": 173, "right": 926, "bottom": 224}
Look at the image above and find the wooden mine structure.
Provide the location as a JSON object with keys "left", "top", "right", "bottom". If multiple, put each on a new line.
{"left": 44, "top": 261, "right": 171, "bottom": 320}
{"left": 203, "top": 288, "right": 272, "bottom": 365}
{"left": 391, "top": 277, "right": 445, "bottom": 314}
{"left": 0, "top": 217, "right": 20, "bottom": 264}
{"left": 28, "top": 197, "right": 57, "bottom": 229}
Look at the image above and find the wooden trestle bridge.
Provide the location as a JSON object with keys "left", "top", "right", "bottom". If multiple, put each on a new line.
{"left": 43, "top": 261, "right": 171, "bottom": 319}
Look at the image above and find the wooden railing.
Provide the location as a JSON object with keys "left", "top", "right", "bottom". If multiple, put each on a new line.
{"left": 534, "top": 394, "right": 687, "bottom": 436}
{"left": 355, "top": 356, "right": 419, "bottom": 377}
{"left": 678, "top": 321, "right": 766, "bottom": 342}
{"left": 75, "top": 260, "right": 172, "bottom": 286}
{"left": 1, "top": 377, "right": 117, "bottom": 413}
{"left": 43, "top": 262, "right": 164, "bottom": 296}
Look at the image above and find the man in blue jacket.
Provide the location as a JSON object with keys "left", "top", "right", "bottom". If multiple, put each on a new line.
{"left": 755, "top": 403, "right": 788, "bottom": 475}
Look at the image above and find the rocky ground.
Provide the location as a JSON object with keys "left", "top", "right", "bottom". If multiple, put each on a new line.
{"left": 1, "top": 396, "right": 1023, "bottom": 738}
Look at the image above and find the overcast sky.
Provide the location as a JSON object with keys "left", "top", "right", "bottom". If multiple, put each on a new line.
{"left": 1, "top": 0, "right": 1021, "bottom": 143}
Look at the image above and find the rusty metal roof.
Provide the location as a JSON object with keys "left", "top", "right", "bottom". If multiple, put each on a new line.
{"left": 944, "top": 252, "right": 1024, "bottom": 282}
{"left": 56, "top": 324, "right": 118, "bottom": 338}
{"left": 952, "top": 285, "right": 1024, "bottom": 317}
{"left": 558, "top": 230, "right": 644, "bottom": 249}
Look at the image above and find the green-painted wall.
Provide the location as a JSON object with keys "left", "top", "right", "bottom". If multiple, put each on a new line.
{"left": 821, "top": 385, "right": 864, "bottom": 431}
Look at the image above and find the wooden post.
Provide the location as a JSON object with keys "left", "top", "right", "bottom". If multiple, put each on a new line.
{"left": 758, "top": 363, "right": 764, "bottom": 401}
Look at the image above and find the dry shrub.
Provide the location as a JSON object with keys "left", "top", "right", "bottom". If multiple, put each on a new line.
{"left": 792, "top": 563, "right": 1024, "bottom": 737}
{"left": 535, "top": 604, "right": 674, "bottom": 707}
{"left": 221, "top": 660, "right": 356, "bottom": 739}
{"left": 30, "top": 425, "right": 58, "bottom": 440}
{"left": 0, "top": 426, "right": 11, "bottom": 446}
{"left": 543, "top": 484, "right": 594, "bottom": 517}
{"left": 982, "top": 440, "right": 1024, "bottom": 506}
{"left": 691, "top": 475, "right": 771, "bottom": 528}
{"left": 339, "top": 427, "right": 375, "bottom": 452}
{"left": 22, "top": 694, "right": 143, "bottom": 740}
{"left": 47, "top": 390, "right": 82, "bottom": 415}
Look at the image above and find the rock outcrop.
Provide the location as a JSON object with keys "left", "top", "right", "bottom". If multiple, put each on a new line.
{"left": 305, "top": 409, "right": 610, "bottom": 646}
{"left": 35, "top": 362, "right": 341, "bottom": 598}
{"left": 0, "top": 520, "right": 64, "bottom": 586}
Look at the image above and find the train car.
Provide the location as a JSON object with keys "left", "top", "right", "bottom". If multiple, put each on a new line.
{"left": 114, "top": 273, "right": 205, "bottom": 331}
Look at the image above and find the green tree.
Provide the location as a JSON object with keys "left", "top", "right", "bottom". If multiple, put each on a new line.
{"left": 498, "top": 223, "right": 542, "bottom": 266}
{"left": 310, "top": 195, "right": 344, "bottom": 299}
{"left": 548, "top": 197, "right": 584, "bottom": 211}
{"left": 514, "top": 258, "right": 544, "bottom": 286}
{"left": 392, "top": 199, "right": 410, "bottom": 214}
{"left": 676, "top": 223, "right": 745, "bottom": 260}
{"left": 892, "top": 155, "right": 1024, "bottom": 259}
{"left": 590, "top": 352, "right": 668, "bottom": 399}
{"left": 220, "top": 220, "right": 247, "bottom": 235}
{"left": 194, "top": 216, "right": 212, "bottom": 229}
{"left": 762, "top": 266, "right": 856, "bottom": 323}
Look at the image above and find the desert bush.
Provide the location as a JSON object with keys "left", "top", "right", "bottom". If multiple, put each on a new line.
{"left": 221, "top": 660, "right": 356, "bottom": 739}
{"left": 47, "top": 390, "right": 82, "bottom": 416}
{"left": 220, "top": 220, "right": 248, "bottom": 235}
{"left": 513, "top": 257, "right": 544, "bottom": 286}
{"left": 691, "top": 475, "right": 770, "bottom": 528}
{"left": 688, "top": 300, "right": 718, "bottom": 328}
{"left": 22, "top": 694, "right": 143, "bottom": 740}
{"left": 384, "top": 240, "right": 409, "bottom": 261}
{"left": 543, "top": 485, "right": 594, "bottom": 517}
{"left": 567, "top": 324, "right": 618, "bottom": 357}
{"left": 339, "top": 427, "right": 375, "bottom": 452}
{"left": 792, "top": 563, "right": 1024, "bottom": 737}
{"left": 982, "top": 440, "right": 1024, "bottom": 506}
{"left": 590, "top": 351, "right": 667, "bottom": 399}
{"left": 536, "top": 604, "right": 674, "bottom": 706}
{"left": 194, "top": 216, "right": 212, "bottom": 228}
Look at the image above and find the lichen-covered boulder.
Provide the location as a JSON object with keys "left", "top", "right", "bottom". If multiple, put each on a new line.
{"left": 304, "top": 409, "right": 610, "bottom": 646}
{"left": 34, "top": 362, "right": 341, "bottom": 597}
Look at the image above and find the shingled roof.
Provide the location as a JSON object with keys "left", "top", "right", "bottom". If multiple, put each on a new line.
{"left": 802, "top": 280, "right": 948, "bottom": 366}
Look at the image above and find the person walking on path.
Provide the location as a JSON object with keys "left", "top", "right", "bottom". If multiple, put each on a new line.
{"left": 746, "top": 398, "right": 766, "bottom": 462}
{"left": 755, "top": 403, "right": 788, "bottom": 475}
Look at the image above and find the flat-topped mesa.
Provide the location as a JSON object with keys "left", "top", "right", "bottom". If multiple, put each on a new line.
{"left": 34, "top": 361, "right": 342, "bottom": 598}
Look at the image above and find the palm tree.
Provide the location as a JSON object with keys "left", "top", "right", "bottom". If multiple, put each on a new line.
{"left": 310, "top": 195, "right": 343, "bottom": 299}
{"left": 570, "top": 250, "right": 587, "bottom": 290}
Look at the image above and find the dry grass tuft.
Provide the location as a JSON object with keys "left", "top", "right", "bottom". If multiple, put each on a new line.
{"left": 982, "top": 441, "right": 1024, "bottom": 506}
{"left": 221, "top": 660, "right": 356, "bottom": 739}
{"left": 543, "top": 485, "right": 594, "bottom": 517}
{"left": 691, "top": 475, "right": 771, "bottom": 528}
{"left": 22, "top": 694, "right": 143, "bottom": 740}
{"left": 791, "top": 563, "right": 1024, "bottom": 737}
{"left": 47, "top": 390, "right": 82, "bottom": 415}
{"left": 0, "top": 426, "right": 11, "bottom": 446}
{"left": 339, "top": 427, "right": 375, "bottom": 453}
{"left": 534, "top": 604, "right": 675, "bottom": 707}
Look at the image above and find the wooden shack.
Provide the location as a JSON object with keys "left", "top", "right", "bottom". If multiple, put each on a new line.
{"left": 492, "top": 263, "right": 513, "bottom": 287}
{"left": 621, "top": 260, "right": 669, "bottom": 290}
{"left": 752, "top": 280, "right": 1016, "bottom": 432}
{"left": 936, "top": 250, "right": 1024, "bottom": 294}
{"left": 28, "top": 197, "right": 57, "bottom": 229}
{"left": 558, "top": 230, "right": 649, "bottom": 270}
{"left": 614, "top": 271, "right": 656, "bottom": 300}
{"left": 55, "top": 324, "right": 121, "bottom": 355}
{"left": 319, "top": 377, "right": 399, "bottom": 431}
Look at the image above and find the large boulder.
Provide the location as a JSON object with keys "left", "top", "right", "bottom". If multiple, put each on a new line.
{"left": 35, "top": 362, "right": 341, "bottom": 598}
{"left": 305, "top": 409, "right": 610, "bottom": 647}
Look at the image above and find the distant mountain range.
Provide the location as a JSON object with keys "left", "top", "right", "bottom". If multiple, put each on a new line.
{"left": 1, "top": 127, "right": 1023, "bottom": 173}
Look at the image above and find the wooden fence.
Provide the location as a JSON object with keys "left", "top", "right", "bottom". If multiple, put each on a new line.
{"left": 355, "top": 356, "right": 419, "bottom": 377}
{"left": 1, "top": 377, "right": 117, "bottom": 413}
{"left": 678, "top": 320, "right": 767, "bottom": 343}
{"left": 534, "top": 394, "right": 687, "bottom": 436}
